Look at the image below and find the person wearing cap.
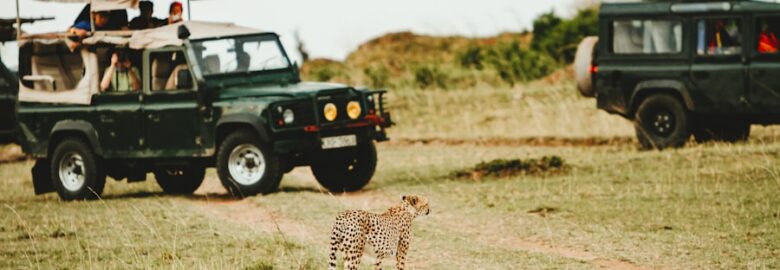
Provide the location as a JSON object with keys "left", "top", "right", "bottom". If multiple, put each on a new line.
{"left": 167, "top": 2, "right": 184, "bottom": 25}
{"left": 69, "top": 11, "right": 111, "bottom": 38}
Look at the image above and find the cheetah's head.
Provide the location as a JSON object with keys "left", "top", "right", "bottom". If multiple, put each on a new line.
{"left": 402, "top": 195, "right": 430, "bottom": 216}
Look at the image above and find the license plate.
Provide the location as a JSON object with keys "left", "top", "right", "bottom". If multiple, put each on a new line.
{"left": 321, "top": 135, "right": 357, "bottom": 149}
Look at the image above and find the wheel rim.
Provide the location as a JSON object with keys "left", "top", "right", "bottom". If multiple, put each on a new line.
{"left": 58, "top": 152, "right": 86, "bottom": 192}
{"left": 228, "top": 144, "right": 266, "bottom": 185}
{"left": 646, "top": 109, "right": 675, "bottom": 136}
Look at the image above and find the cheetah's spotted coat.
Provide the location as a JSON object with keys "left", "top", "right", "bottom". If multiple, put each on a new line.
{"left": 328, "top": 195, "right": 430, "bottom": 270}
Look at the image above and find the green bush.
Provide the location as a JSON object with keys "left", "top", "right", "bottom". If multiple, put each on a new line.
{"left": 364, "top": 65, "right": 390, "bottom": 89}
{"left": 458, "top": 45, "right": 484, "bottom": 70}
{"left": 454, "top": 156, "right": 567, "bottom": 179}
{"left": 531, "top": 8, "right": 598, "bottom": 63}
{"left": 310, "top": 66, "right": 338, "bottom": 82}
{"left": 413, "top": 65, "right": 450, "bottom": 89}
{"left": 482, "top": 41, "right": 557, "bottom": 85}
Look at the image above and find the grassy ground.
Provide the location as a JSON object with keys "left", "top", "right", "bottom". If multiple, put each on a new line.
{"left": 1, "top": 139, "right": 779, "bottom": 269}
{"left": 2, "top": 77, "right": 779, "bottom": 269}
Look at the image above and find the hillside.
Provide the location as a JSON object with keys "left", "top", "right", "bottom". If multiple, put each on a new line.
{"left": 300, "top": 7, "right": 598, "bottom": 89}
{"left": 301, "top": 31, "right": 540, "bottom": 89}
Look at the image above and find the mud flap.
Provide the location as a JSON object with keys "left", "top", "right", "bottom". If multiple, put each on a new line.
{"left": 32, "top": 159, "right": 54, "bottom": 195}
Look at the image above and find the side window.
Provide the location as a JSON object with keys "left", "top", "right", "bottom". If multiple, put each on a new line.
{"left": 20, "top": 43, "right": 84, "bottom": 91}
{"left": 612, "top": 19, "right": 683, "bottom": 54}
{"left": 696, "top": 18, "right": 742, "bottom": 56}
{"left": 149, "top": 51, "right": 193, "bottom": 91}
{"left": 99, "top": 48, "right": 142, "bottom": 93}
{"left": 756, "top": 17, "right": 780, "bottom": 54}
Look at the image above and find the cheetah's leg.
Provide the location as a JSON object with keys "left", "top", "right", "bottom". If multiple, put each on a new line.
{"left": 345, "top": 233, "right": 366, "bottom": 270}
{"left": 395, "top": 231, "right": 411, "bottom": 270}
{"left": 328, "top": 227, "right": 341, "bottom": 270}
{"left": 373, "top": 253, "right": 385, "bottom": 270}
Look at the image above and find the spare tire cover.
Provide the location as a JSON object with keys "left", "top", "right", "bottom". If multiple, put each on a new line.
{"left": 574, "top": 36, "right": 598, "bottom": 97}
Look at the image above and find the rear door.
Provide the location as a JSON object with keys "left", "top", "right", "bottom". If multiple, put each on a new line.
{"left": 689, "top": 16, "right": 749, "bottom": 113}
{"left": 599, "top": 17, "right": 687, "bottom": 115}
{"left": 748, "top": 15, "right": 780, "bottom": 113}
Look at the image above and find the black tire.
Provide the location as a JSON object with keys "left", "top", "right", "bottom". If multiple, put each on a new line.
{"left": 154, "top": 165, "right": 206, "bottom": 195}
{"left": 634, "top": 94, "right": 691, "bottom": 150}
{"left": 311, "top": 141, "right": 377, "bottom": 193}
{"left": 50, "top": 138, "right": 105, "bottom": 201}
{"left": 693, "top": 120, "right": 750, "bottom": 143}
{"left": 216, "top": 130, "right": 281, "bottom": 198}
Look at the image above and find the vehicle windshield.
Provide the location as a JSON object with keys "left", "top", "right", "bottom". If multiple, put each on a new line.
{"left": 192, "top": 35, "right": 291, "bottom": 76}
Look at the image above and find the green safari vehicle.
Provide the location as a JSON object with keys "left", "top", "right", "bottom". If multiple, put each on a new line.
{"left": 16, "top": 21, "right": 392, "bottom": 200}
{"left": 575, "top": 1, "right": 780, "bottom": 149}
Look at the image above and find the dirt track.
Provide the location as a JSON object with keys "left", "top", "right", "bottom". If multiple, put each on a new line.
{"left": 191, "top": 167, "right": 653, "bottom": 270}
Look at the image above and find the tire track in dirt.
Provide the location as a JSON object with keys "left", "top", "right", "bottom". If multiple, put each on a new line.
{"left": 429, "top": 209, "right": 653, "bottom": 270}
{"left": 387, "top": 136, "right": 636, "bottom": 148}
{"left": 190, "top": 168, "right": 650, "bottom": 269}
{"left": 189, "top": 169, "right": 392, "bottom": 241}
{"left": 189, "top": 174, "right": 313, "bottom": 240}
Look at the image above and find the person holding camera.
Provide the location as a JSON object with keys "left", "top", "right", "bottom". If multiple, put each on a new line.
{"left": 100, "top": 50, "right": 141, "bottom": 92}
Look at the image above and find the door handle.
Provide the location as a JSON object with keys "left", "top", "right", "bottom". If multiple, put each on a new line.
{"left": 99, "top": 115, "right": 114, "bottom": 123}
{"left": 693, "top": 71, "right": 709, "bottom": 79}
{"left": 147, "top": 113, "right": 160, "bottom": 122}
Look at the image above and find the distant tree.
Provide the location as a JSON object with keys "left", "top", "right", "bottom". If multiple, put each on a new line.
{"left": 530, "top": 11, "right": 563, "bottom": 51}
{"left": 531, "top": 8, "right": 598, "bottom": 63}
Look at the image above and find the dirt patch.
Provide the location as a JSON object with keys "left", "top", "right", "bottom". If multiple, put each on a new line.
{"left": 191, "top": 175, "right": 313, "bottom": 240}
{"left": 387, "top": 136, "right": 635, "bottom": 148}
{"left": 502, "top": 239, "right": 650, "bottom": 270}
{"left": 453, "top": 156, "right": 567, "bottom": 180}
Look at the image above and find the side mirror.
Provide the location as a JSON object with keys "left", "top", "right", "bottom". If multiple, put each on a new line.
{"left": 178, "top": 25, "right": 191, "bottom": 40}
{"left": 176, "top": 70, "right": 193, "bottom": 89}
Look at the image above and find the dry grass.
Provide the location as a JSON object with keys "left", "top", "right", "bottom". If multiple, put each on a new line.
{"left": 2, "top": 67, "right": 780, "bottom": 269}
{"left": 1, "top": 138, "right": 779, "bottom": 269}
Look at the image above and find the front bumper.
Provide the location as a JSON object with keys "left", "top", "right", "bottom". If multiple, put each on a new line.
{"left": 272, "top": 125, "right": 382, "bottom": 154}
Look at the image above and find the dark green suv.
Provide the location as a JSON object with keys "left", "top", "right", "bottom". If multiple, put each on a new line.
{"left": 16, "top": 22, "right": 392, "bottom": 200}
{"left": 575, "top": 1, "right": 780, "bottom": 149}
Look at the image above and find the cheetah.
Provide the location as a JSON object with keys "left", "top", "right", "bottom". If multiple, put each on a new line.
{"left": 328, "top": 195, "right": 430, "bottom": 270}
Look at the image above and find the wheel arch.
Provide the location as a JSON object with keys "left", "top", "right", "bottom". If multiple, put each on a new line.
{"left": 629, "top": 80, "right": 694, "bottom": 116}
{"left": 49, "top": 120, "right": 103, "bottom": 157}
{"left": 215, "top": 114, "right": 271, "bottom": 151}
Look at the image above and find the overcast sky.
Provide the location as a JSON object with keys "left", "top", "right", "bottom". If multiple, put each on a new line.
{"left": 1, "top": 0, "right": 581, "bottom": 65}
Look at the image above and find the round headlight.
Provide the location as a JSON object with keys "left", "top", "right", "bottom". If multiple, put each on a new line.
{"left": 282, "top": 108, "right": 294, "bottom": 124}
{"left": 347, "top": 101, "right": 361, "bottom": 119}
{"left": 323, "top": 103, "right": 337, "bottom": 121}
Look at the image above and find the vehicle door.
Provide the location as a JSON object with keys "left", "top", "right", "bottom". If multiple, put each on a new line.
{"left": 92, "top": 81, "right": 144, "bottom": 158}
{"left": 141, "top": 49, "right": 206, "bottom": 157}
{"left": 599, "top": 17, "right": 687, "bottom": 114}
{"left": 689, "top": 16, "right": 749, "bottom": 113}
{"left": 748, "top": 15, "right": 780, "bottom": 113}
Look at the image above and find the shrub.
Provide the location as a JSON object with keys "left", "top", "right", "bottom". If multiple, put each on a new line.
{"left": 364, "top": 65, "right": 390, "bottom": 89}
{"left": 482, "top": 41, "right": 557, "bottom": 85}
{"left": 454, "top": 156, "right": 567, "bottom": 180}
{"left": 413, "top": 65, "right": 450, "bottom": 89}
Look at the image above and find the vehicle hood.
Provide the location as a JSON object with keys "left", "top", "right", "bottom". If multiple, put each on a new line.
{"left": 216, "top": 82, "right": 351, "bottom": 100}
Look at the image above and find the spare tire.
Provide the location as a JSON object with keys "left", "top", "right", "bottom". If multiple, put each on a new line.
{"left": 574, "top": 36, "right": 598, "bottom": 98}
